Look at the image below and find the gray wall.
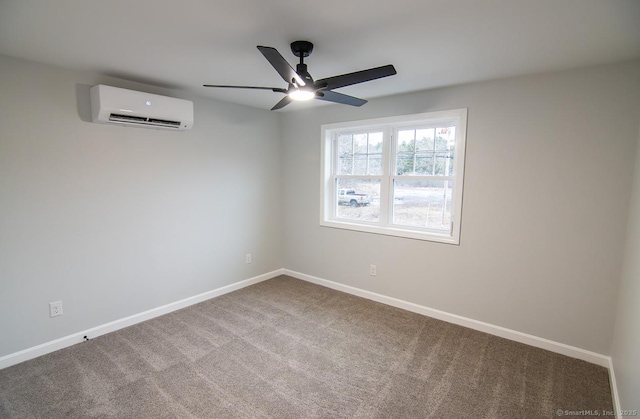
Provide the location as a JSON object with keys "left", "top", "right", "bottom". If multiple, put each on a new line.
{"left": 0, "top": 55, "right": 283, "bottom": 357}
{"left": 611, "top": 124, "right": 640, "bottom": 411}
{"left": 281, "top": 60, "right": 640, "bottom": 355}
{"left": 2, "top": 52, "right": 640, "bottom": 385}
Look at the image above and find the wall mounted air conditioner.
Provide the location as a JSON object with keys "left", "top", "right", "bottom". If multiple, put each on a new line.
{"left": 90, "top": 85, "right": 194, "bottom": 130}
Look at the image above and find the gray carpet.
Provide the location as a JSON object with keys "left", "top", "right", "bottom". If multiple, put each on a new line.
{"left": 0, "top": 275, "right": 613, "bottom": 418}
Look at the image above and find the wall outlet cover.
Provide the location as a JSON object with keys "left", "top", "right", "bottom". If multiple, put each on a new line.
{"left": 49, "top": 301, "right": 63, "bottom": 317}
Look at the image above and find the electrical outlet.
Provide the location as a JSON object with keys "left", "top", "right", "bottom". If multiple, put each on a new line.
{"left": 245, "top": 253, "right": 252, "bottom": 264}
{"left": 49, "top": 301, "right": 63, "bottom": 317}
{"left": 370, "top": 264, "right": 377, "bottom": 276}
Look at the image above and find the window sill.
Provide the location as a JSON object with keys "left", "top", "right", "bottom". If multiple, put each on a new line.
{"left": 320, "top": 219, "right": 460, "bottom": 245}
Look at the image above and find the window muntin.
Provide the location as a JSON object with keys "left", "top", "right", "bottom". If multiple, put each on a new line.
{"left": 337, "top": 131, "right": 383, "bottom": 176}
{"left": 395, "top": 127, "right": 455, "bottom": 176}
{"left": 321, "top": 109, "right": 467, "bottom": 244}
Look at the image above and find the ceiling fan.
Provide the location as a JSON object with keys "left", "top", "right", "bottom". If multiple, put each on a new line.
{"left": 204, "top": 41, "right": 397, "bottom": 110}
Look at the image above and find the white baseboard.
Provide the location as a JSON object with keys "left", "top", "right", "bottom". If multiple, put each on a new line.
{"left": 283, "top": 269, "right": 613, "bottom": 368}
{"left": 608, "top": 358, "right": 622, "bottom": 419}
{"left": 0, "top": 269, "right": 283, "bottom": 370}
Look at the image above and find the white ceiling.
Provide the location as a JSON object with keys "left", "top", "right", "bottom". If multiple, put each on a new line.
{"left": 1, "top": 0, "right": 639, "bottom": 111}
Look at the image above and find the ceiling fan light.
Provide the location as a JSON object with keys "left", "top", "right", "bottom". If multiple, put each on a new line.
{"left": 288, "top": 89, "right": 315, "bottom": 101}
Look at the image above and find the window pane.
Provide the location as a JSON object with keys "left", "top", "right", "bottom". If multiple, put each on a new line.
{"left": 337, "top": 134, "right": 353, "bottom": 175}
{"left": 397, "top": 131, "right": 415, "bottom": 155}
{"left": 338, "top": 155, "right": 353, "bottom": 174}
{"left": 392, "top": 179, "right": 452, "bottom": 231}
{"left": 435, "top": 134, "right": 448, "bottom": 150}
{"left": 354, "top": 133, "right": 368, "bottom": 154}
{"left": 416, "top": 128, "right": 434, "bottom": 151}
{"left": 415, "top": 154, "right": 434, "bottom": 175}
{"left": 368, "top": 155, "right": 382, "bottom": 175}
{"left": 434, "top": 153, "right": 449, "bottom": 175}
{"left": 338, "top": 135, "right": 353, "bottom": 155}
{"left": 447, "top": 127, "right": 456, "bottom": 148}
{"left": 353, "top": 154, "right": 368, "bottom": 175}
{"left": 397, "top": 129, "right": 415, "bottom": 147}
{"left": 436, "top": 126, "right": 456, "bottom": 151}
{"left": 444, "top": 126, "right": 456, "bottom": 176}
{"left": 368, "top": 132, "right": 383, "bottom": 153}
{"left": 396, "top": 154, "right": 414, "bottom": 175}
{"left": 336, "top": 178, "right": 380, "bottom": 222}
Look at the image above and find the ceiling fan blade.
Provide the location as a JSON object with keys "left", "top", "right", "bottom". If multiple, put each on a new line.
{"left": 316, "top": 90, "right": 367, "bottom": 107}
{"left": 316, "top": 64, "right": 396, "bottom": 90}
{"left": 203, "top": 84, "right": 287, "bottom": 93}
{"left": 271, "top": 96, "right": 293, "bottom": 111}
{"left": 257, "top": 46, "right": 306, "bottom": 87}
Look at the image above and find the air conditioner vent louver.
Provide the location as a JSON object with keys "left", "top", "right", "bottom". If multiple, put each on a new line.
{"left": 109, "top": 114, "right": 147, "bottom": 123}
{"left": 90, "top": 85, "right": 194, "bottom": 131}
{"left": 109, "top": 113, "right": 181, "bottom": 128}
{"left": 148, "top": 118, "right": 181, "bottom": 127}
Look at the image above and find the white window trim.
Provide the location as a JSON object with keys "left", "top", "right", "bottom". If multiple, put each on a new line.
{"left": 320, "top": 108, "right": 468, "bottom": 244}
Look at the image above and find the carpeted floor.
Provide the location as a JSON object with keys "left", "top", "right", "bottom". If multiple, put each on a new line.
{"left": 0, "top": 275, "right": 613, "bottom": 418}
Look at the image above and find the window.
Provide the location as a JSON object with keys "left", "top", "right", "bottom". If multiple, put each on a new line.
{"left": 320, "top": 109, "right": 467, "bottom": 244}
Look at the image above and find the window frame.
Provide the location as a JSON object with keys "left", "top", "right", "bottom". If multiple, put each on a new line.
{"left": 320, "top": 108, "right": 468, "bottom": 244}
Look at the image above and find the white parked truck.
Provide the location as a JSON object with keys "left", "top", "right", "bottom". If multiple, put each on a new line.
{"left": 338, "top": 189, "right": 371, "bottom": 207}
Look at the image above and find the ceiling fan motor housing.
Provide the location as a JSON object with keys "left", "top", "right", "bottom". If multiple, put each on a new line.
{"left": 291, "top": 41, "right": 314, "bottom": 58}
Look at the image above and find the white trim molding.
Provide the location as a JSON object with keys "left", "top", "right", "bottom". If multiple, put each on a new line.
{"left": 608, "top": 358, "right": 622, "bottom": 419}
{"left": 0, "top": 269, "right": 283, "bottom": 370}
{"left": 283, "top": 269, "right": 612, "bottom": 368}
